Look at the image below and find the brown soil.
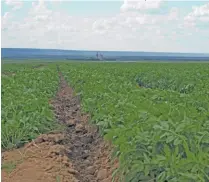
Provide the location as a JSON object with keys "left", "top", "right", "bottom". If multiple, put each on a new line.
{"left": 2, "top": 133, "right": 78, "bottom": 182}
{"left": 2, "top": 66, "right": 118, "bottom": 182}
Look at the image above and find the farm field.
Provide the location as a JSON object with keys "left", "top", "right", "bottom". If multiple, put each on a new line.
{"left": 2, "top": 64, "right": 60, "bottom": 149}
{"left": 1, "top": 62, "right": 209, "bottom": 182}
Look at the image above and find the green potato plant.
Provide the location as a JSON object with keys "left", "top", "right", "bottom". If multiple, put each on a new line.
{"left": 1, "top": 64, "right": 59, "bottom": 149}
{"left": 60, "top": 62, "right": 209, "bottom": 182}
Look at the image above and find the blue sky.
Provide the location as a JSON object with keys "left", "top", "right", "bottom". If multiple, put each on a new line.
{"left": 1, "top": 1, "right": 209, "bottom": 53}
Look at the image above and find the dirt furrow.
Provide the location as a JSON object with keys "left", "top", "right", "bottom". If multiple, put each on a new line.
{"left": 53, "top": 66, "right": 118, "bottom": 182}
{"left": 2, "top": 66, "right": 118, "bottom": 182}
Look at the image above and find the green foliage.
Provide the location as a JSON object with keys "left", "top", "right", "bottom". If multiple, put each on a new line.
{"left": 1, "top": 64, "right": 59, "bottom": 149}
{"left": 60, "top": 62, "right": 209, "bottom": 182}
{"left": 2, "top": 62, "right": 209, "bottom": 181}
{"left": 1, "top": 160, "right": 21, "bottom": 173}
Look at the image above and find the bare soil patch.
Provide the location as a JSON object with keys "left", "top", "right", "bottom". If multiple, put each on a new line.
{"left": 2, "top": 133, "right": 78, "bottom": 182}
{"left": 52, "top": 68, "right": 118, "bottom": 182}
{"left": 2, "top": 66, "right": 118, "bottom": 182}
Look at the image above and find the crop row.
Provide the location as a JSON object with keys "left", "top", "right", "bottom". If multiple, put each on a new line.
{"left": 1, "top": 64, "right": 59, "bottom": 149}
{"left": 60, "top": 62, "right": 209, "bottom": 182}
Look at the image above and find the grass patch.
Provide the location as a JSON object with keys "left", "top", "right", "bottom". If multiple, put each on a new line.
{"left": 2, "top": 160, "right": 23, "bottom": 173}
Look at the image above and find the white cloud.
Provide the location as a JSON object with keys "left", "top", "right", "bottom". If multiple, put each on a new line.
{"left": 184, "top": 3, "right": 209, "bottom": 23}
{"left": 1, "top": 12, "right": 13, "bottom": 30}
{"left": 120, "top": 0, "right": 163, "bottom": 12}
{"left": 1, "top": 0, "right": 209, "bottom": 53}
{"left": 192, "top": 3, "right": 209, "bottom": 16}
{"left": 5, "top": 0, "right": 23, "bottom": 10}
{"left": 2, "top": 12, "right": 11, "bottom": 19}
{"left": 30, "top": 0, "right": 52, "bottom": 22}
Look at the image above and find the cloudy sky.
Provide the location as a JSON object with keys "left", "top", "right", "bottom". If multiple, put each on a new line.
{"left": 1, "top": 0, "right": 209, "bottom": 53}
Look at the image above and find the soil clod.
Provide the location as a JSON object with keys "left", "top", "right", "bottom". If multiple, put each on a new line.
{"left": 97, "top": 169, "right": 108, "bottom": 180}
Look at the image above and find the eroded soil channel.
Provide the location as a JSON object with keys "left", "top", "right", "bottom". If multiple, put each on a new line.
{"left": 52, "top": 66, "right": 117, "bottom": 182}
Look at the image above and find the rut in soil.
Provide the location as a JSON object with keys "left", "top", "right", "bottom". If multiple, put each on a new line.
{"left": 52, "top": 66, "right": 117, "bottom": 182}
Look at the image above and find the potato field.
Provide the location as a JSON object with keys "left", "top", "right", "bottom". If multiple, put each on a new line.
{"left": 2, "top": 62, "right": 209, "bottom": 182}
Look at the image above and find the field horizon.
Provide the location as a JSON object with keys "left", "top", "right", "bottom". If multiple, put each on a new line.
{"left": 2, "top": 48, "right": 209, "bottom": 62}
